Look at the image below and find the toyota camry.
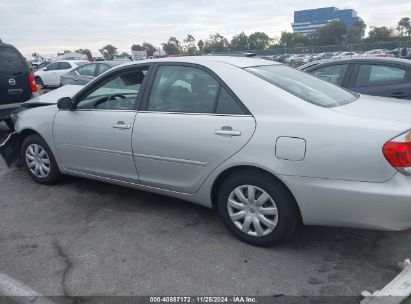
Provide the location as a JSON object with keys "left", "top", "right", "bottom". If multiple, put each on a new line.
{"left": 1, "top": 56, "right": 410, "bottom": 246}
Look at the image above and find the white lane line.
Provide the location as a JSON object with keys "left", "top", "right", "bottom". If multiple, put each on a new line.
{"left": 0, "top": 272, "right": 56, "bottom": 304}
{"left": 361, "top": 259, "right": 411, "bottom": 304}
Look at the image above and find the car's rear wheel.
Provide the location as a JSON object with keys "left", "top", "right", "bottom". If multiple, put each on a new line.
{"left": 21, "top": 134, "right": 62, "bottom": 184}
{"left": 217, "top": 171, "right": 298, "bottom": 246}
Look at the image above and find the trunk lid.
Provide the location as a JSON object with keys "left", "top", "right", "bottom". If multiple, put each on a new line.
{"left": 332, "top": 94, "right": 411, "bottom": 124}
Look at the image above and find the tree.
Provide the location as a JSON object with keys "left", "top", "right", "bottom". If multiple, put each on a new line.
{"left": 131, "top": 44, "right": 145, "bottom": 51}
{"left": 346, "top": 19, "right": 367, "bottom": 44}
{"left": 278, "top": 31, "right": 310, "bottom": 48}
{"left": 248, "top": 32, "right": 270, "bottom": 50}
{"left": 75, "top": 48, "right": 92, "bottom": 57}
{"left": 398, "top": 17, "right": 411, "bottom": 36}
{"left": 142, "top": 42, "right": 157, "bottom": 57}
{"left": 230, "top": 32, "right": 249, "bottom": 51}
{"left": 162, "top": 37, "right": 181, "bottom": 55}
{"left": 203, "top": 33, "right": 229, "bottom": 53}
{"left": 313, "top": 20, "right": 347, "bottom": 45}
{"left": 183, "top": 34, "right": 197, "bottom": 55}
{"left": 132, "top": 43, "right": 157, "bottom": 57}
{"left": 99, "top": 44, "right": 117, "bottom": 60}
{"left": 197, "top": 40, "right": 205, "bottom": 53}
{"left": 367, "top": 26, "right": 394, "bottom": 42}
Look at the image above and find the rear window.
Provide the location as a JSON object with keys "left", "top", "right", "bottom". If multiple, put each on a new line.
{"left": 0, "top": 47, "right": 26, "bottom": 72}
{"left": 245, "top": 65, "right": 357, "bottom": 108}
{"left": 355, "top": 64, "right": 407, "bottom": 86}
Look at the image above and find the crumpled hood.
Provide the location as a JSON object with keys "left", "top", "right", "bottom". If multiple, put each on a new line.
{"left": 23, "top": 85, "right": 83, "bottom": 106}
{"left": 332, "top": 94, "right": 411, "bottom": 124}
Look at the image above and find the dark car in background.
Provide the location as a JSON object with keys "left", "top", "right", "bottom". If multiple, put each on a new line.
{"left": 60, "top": 61, "right": 124, "bottom": 86}
{"left": 300, "top": 57, "right": 411, "bottom": 100}
{"left": 0, "top": 41, "right": 38, "bottom": 129}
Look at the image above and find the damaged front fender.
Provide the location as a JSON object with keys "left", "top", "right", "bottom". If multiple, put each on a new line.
{"left": 0, "top": 132, "right": 23, "bottom": 168}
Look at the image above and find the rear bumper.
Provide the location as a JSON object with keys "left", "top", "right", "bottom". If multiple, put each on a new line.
{"left": 281, "top": 173, "right": 411, "bottom": 231}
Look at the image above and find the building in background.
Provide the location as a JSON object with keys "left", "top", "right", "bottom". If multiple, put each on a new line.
{"left": 292, "top": 7, "right": 360, "bottom": 37}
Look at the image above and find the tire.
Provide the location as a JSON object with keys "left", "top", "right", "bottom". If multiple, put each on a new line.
{"left": 21, "top": 134, "right": 62, "bottom": 185}
{"left": 35, "top": 76, "right": 44, "bottom": 88}
{"left": 217, "top": 171, "right": 298, "bottom": 247}
{"left": 4, "top": 118, "right": 14, "bottom": 131}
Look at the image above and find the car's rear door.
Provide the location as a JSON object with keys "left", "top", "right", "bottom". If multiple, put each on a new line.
{"left": 348, "top": 62, "right": 411, "bottom": 100}
{"left": 0, "top": 45, "right": 31, "bottom": 105}
{"left": 132, "top": 63, "right": 256, "bottom": 194}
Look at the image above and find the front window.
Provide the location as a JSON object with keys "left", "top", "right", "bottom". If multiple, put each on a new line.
{"left": 245, "top": 65, "right": 357, "bottom": 108}
{"left": 77, "top": 68, "right": 147, "bottom": 110}
{"left": 58, "top": 62, "right": 72, "bottom": 70}
{"left": 310, "top": 64, "right": 349, "bottom": 86}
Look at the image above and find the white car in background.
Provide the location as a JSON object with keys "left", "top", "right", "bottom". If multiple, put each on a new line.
{"left": 332, "top": 52, "right": 360, "bottom": 60}
{"left": 34, "top": 60, "right": 89, "bottom": 88}
{"left": 361, "top": 49, "right": 391, "bottom": 57}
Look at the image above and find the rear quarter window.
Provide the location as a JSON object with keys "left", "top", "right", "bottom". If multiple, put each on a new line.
{"left": 0, "top": 47, "right": 26, "bottom": 72}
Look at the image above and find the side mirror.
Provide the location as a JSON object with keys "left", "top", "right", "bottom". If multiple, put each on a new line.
{"left": 57, "top": 97, "right": 76, "bottom": 110}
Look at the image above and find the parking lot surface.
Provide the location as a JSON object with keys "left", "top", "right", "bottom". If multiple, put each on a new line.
{"left": 0, "top": 122, "right": 410, "bottom": 297}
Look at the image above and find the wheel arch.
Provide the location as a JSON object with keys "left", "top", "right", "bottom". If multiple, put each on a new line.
{"left": 210, "top": 165, "right": 303, "bottom": 222}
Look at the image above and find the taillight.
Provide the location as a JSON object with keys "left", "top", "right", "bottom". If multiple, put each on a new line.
{"left": 29, "top": 72, "right": 37, "bottom": 92}
{"left": 383, "top": 130, "right": 411, "bottom": 175}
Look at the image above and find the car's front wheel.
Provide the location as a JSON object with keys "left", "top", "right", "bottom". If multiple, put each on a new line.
{"left": 21, "top": 134, "right": 62, "bottom": 184}
{"left": 217, "top": 171, "right": 298, "bottom": 246}
{"left": 35, "top": 76, "right": 44, "bottom": 88}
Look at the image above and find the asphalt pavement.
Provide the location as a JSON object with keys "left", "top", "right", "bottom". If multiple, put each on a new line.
{"left": 0, "top": 122, "right": 410, "bottom": 297}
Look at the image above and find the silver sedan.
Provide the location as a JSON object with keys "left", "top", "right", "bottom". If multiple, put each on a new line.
{"left": 1, "top": 56, "right": 410, "bottom": 246}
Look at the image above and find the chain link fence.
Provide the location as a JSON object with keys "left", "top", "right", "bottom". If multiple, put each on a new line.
{"left": 215, "top": 40, "right": 411, "bottom": 56}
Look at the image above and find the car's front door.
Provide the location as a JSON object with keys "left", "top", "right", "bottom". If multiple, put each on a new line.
{"left": 75, "top": 63, "right": 97, "bottom": 85}
{"left": 307, "top": 63, "right": 351, "bottom": 87}
{"left": 52, "top": 62, "right": 73, "bottom": 86}
{"left": 53, "top": 65, "right": 151, "bottom": 182}
{"left": 132, "top": 64, "right": 256, "bottom": 193}
{"left": 41, "top": 62, "right": 60, "bottom": 86}
{"left": 348, "top": 63, "right": 411, "bottom": 99}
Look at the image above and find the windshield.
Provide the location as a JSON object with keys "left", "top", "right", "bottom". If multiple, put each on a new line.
{"left": 245, "top": 65, "right": 357, "bottom": 108}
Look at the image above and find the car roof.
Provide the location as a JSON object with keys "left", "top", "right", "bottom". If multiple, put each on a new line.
{"left": 116, "top": 56, "right": 279, "bottom": 69}
{"left": 302, "top": 57, "right": 411, "bottom": 69}
{"left": 53, "top": 60, "right": 89, "bottom": 63}
{"left": 0, "top": 42, "right": 15, "bottom": 48}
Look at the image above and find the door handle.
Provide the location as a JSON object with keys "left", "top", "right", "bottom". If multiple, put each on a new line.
{"left": 214, "top": 126, "right": 241, "bottom": 137}
{"left": 74, "top": 77, "right": 79, "bottom": 81}
{"left": 112, "top": 121, "right": 131, "bottom": 129}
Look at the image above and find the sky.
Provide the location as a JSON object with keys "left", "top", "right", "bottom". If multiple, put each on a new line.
{"left": 0, "top": 0, "right": 410, "bottom": 57}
